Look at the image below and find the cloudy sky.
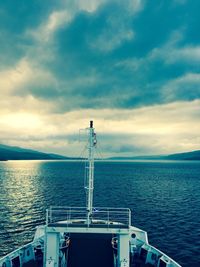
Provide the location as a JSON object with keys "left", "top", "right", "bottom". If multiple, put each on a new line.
{"left": 0, "top": 0, "right": 200, "bottom": 157}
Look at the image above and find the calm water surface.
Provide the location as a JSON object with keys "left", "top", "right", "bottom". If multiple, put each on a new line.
{"left": 0, "top": 160, "right": 200, "bottom": 267}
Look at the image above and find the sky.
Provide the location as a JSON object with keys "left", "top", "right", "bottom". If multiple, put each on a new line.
{"left": 0, "top": 0, "right": 200, "bottom": 157}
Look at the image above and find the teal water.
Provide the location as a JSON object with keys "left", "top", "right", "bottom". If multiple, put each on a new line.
{"left": 0, "top": 160, "right": 200, "bottom": 266}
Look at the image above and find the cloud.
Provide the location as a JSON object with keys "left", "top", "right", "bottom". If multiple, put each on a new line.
{"left": 0, "top": 100, "right": 199, "bottom": 156}
{"left": 150, "top": 30, "right": 200, "bottom": 65}
{"left": 173, "top": 0, "right": 187, "bottom": 5}
{"left": 1, "top": 0, "right": 200, "bottom": 110}
{"left": 88, "top": 0, "right": 143, "bottom": 53}
{"left": 0, "top": 0, "right": 200, "bottom": 156}
{"left": 0, "top": 0, "right": 62, "bottom": 69}
{"left": 162, "top": 73, "right": 200, "bottom": 102}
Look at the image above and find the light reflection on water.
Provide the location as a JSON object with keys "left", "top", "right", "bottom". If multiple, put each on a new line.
{"left": 0, "top": 160, "right": 200, "bottom": 267}
{"left": 0, "top": 161, "right": 46, "bottom": 252}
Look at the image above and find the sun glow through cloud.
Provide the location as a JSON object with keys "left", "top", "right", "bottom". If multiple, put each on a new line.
{"left": 0, "top": 113, "right": 42, "bottom": 130}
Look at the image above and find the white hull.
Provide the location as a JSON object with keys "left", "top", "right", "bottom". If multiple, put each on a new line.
{"left": 0, "top": 219, "right": 181, "bottom": 267}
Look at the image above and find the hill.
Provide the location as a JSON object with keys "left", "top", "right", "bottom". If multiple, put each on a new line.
{"left": 109, "top": 150, "right": 200, "bottom": 161}
{"left": 0, "top": 144, "right": 69, "bottom": 161}
{"left": 1, "top": 144, "right": 199, "bottom": 161}
{"left": 165, "top": 150, "right": 200, "bottom": 160}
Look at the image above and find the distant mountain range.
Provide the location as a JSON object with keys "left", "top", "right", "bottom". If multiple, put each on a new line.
{"left": 109, "top": 150, "right": 200, "bottom": 161}
{"left": 0, "top": 144, "right": 69, "bottom": 161}
{"left": 165, "top": 150, "right": 200, "bottom": 160}
{"left": 0, "top": 144, "right": 199, "bottom": 161}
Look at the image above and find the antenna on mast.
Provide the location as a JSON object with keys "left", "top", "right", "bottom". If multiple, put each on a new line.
{"left": 85, "top": 120, "right": 96, "bottom": 225}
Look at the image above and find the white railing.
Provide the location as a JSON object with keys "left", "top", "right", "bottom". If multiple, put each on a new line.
{"left": 0, "top": 239, "right": 42, "bottom": 265}
{"left": 46, "top": 206, "right": 131, "bottom": 228}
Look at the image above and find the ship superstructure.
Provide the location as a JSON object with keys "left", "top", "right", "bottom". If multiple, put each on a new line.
{"left": 0, "top": 121, "right": 182, "bottom": 267}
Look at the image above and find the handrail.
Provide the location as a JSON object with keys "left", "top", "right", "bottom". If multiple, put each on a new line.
{"left": 0, "top": 239, "right": 42, "bottom": 264}
{"left": 46, "top": 206, "right": 131, "bottom": 228}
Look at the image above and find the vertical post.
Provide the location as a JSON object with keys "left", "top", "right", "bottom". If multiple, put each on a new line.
{"left": 118, "top": 234, "right": 130, "bottom": 267}
{"left": 46, "top": 209, "right": 49, "bottom": 225}
{"left": 129, "top": 209, "right": 131, "bottom": 227}
{"left": 45, "top": 231, "right": 60, "bottom": 267}
{"left": 86, "top": 120, "right": 96, "bottom": 225}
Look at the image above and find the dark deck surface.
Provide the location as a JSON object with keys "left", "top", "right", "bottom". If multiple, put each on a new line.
{"left": 67, "top": 233, "right": 114, "bottom": 267}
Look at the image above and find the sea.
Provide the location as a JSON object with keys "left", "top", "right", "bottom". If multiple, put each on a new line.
{"left": 0, "top": 160, "right": 199, "bottom": 267}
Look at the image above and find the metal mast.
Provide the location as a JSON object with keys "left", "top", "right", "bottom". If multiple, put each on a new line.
{"left": 85, "top": 120, "right": 96, "bottom": 225}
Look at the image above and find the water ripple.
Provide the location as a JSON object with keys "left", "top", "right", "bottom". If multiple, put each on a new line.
{"left": 0, "top": 160, "right": 199, "bottom": 266}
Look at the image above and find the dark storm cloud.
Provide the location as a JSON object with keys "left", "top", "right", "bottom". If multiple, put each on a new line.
{"left": 0, "top": 0, "right": 62, "bottom": 68}
{"left": 1, "top": 0, "right": 200, "bottom": 111}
